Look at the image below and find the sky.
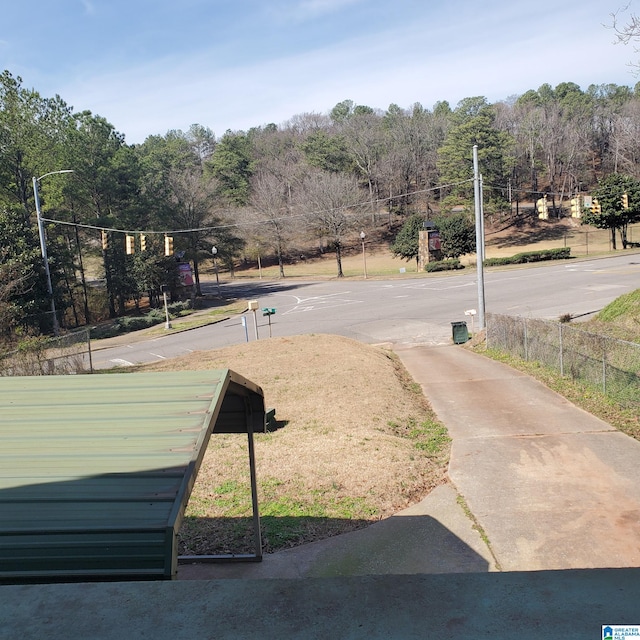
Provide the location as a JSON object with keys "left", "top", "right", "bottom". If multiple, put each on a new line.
{"left": 1, "top": 0, "right": 638, "bottom": 144}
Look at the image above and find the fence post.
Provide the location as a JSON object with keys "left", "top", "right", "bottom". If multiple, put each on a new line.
{"left": 602, "top": 338, "right": 607, "bottom": 395}
{"left": 87, "top": 328, "right": 93, "bottom": 373}
{"left": 559, "top": 323, "right": 564, "bottom": 377}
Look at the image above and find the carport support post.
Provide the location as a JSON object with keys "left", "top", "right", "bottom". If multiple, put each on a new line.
{"left": 473, "top": 145, "right": 486, "bottom": 329}
{"left": 247, "top": 427, "right": 262, "bottom": 560}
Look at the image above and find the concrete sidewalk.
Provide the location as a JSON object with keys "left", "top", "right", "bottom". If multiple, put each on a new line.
{"left": 3, "top": 343, "right": 640, "bottom": 638}
{"left": 396, "top": 344, "right": 640, "bottom": 572}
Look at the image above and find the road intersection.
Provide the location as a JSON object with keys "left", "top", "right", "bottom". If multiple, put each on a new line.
{"left": 92, "top": 253, "right": 640, "bottom": 369}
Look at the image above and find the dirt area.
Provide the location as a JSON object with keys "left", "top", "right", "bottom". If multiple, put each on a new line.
{"left": 140, "top": 334, "right": 450, "bottom": 554}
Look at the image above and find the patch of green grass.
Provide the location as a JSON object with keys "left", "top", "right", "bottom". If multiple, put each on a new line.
{"left": 597, "top": 289, "right": 640, "bottom": 323}
{"left": 186, "top": 480, "right": 252, "bottom": 517}
{"left": 182, "top": 475, "right": 380, "bottom": 554}
{"left": 257, "top": 492, "right": 380, "bottom": 551}
{"left": 583, "top": 289, "right": 640, "bottom": 344}
{"left": 145, "top": 302, "right": 245, "bottom": 335}
{"left": 387, "top": 416, "right": 451, "bottom": 458}
{"left": 456, "top": 493, "right": 501, "bottom": 571}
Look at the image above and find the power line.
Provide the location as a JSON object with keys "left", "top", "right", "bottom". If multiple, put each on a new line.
{"left": 40, "top": 178, "right": 475, "bottom": 236}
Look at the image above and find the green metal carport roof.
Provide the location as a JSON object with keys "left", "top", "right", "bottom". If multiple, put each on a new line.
{"left": 0, "top": 369, "right": 265, "bottom": 583}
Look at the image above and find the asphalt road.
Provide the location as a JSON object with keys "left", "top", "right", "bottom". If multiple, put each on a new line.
{"left": 92, "top": 253, "right": 640, "bottom": 369}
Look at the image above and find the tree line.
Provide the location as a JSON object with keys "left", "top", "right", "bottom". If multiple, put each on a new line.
{"left": 2, "top": 68, "right": 640, "bottom": 343}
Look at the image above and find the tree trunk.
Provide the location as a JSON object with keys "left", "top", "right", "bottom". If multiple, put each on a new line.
{"left": 74, "top": 219, "right": 90, "bottom": 323}
{"left": 335, "top": 243, "right": 344, "bottom": 278}
{"left": 277, "top": 245, "right": 285, "bottom": 278}
{"left": 103, "top": 250, "right": 116, "bottom": 318}
{"left": 620, "top": 224, "right": 628, "bottom": 249}
{"left": 193, "top": 258, "right": 202, "bottom": 296}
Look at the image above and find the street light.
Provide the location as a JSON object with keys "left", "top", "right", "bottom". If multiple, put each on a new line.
{"left": 33, "top": 170, "right": 74, "bottom": 335}
{"left": 360, "top": 231, "right": 367, "bottom": 279}
{"left": 211, "top": 246, "right": 221, "bottom": 297}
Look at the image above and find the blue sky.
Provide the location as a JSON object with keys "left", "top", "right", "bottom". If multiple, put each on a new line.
{"left": 1, "top": 0, "right": 637, "bottom": 143}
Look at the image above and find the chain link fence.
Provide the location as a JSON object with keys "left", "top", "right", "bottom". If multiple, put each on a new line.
{"left": 0, "top": 329, "right": 93, "bottom": 376}
{"left": 486, "top": 313, "right": 640, "bottom": 412}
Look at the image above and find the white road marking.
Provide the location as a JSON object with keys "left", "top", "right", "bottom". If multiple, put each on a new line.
{"left": 150, "top": 353, "right": 166, "bottom": 359}
{"left": 110, "top": 358, "right": 134, "bottom": 366}
{"left": 282, "top": 292, "right": 360, "bottom": 314}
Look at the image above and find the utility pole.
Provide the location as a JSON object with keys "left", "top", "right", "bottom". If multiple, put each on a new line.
{"left": 473, "top": 146, "right": 486, "bottom": 330}
{"left": 33, "top": 170, "right": 74, "bottom": 335}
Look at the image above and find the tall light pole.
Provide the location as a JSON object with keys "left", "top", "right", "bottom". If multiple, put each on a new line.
{"left": 211, "top": 246, "right": 221, "bottom": 297}
{"left": 33, "top": 170, "right": 74, "bottom": 335}
{"left": 472, "top": 146, "right": 486, "bottom": 330}
{"left": 360, "top": 231, "right": 367, "bottom": 279}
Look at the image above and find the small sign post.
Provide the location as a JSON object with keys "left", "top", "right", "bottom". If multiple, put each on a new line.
{"left": 262, "top": 308, "right": 276, "bottom": 338}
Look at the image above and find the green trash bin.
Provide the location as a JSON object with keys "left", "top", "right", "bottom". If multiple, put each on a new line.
{"left": 451, "top": 321, "right": 469, "bottom": 344}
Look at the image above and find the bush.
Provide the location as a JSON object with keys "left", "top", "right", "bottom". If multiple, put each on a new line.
{"left": 113, "top": 308, "right": 169, "bottom": 333}
{"left": 89, "top": 324, "right": 121, "bottom": 340}
{"left": 167, "top": 300, "right": 192, "bottom": 316}
{"left": 483, "top": 247, "right": 571, "bottom": 266}
{"left": 425, "top": 259, "right": 464, "bottom": 272}
{"left": 89, "top": 301, "right": 194, "bottom": 340}
{"left": 117, "top": 315, "right": 156, "bottom": 332}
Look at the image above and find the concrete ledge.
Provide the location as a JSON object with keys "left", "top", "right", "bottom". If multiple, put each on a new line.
{"left": 3, "top": 568, "right": 640, "bottom": 639}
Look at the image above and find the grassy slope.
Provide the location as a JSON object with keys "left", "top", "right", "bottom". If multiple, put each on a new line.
{"left": 139, "top": 335, "right": 450, "bottom": 555}
{"left": 584, "top": 289, "right": 640, "bottom": 344}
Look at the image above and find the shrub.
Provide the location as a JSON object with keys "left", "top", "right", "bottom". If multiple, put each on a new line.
{"left": 483, "top": 247, "right": 571, "bottom": 266}
{"left": 425, "top": 259, "right": 464, "bottom": 272}
{"left": 115, "top": 308, "right": 169, "bottom": 333}
{"left": 167, "top": 300, "right": 192, "bottom": 316}
{"left": 89, "top": 302, "right": 194, "bottom": 339}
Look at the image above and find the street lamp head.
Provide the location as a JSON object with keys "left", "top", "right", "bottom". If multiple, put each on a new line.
{"left": 36, "top": 169, "right": 74, "bottom": 182}
{"left": 211, "top": 246, "right": 217, "bottom": 256}
{"left": 360, "top": 231, "right": 366, "bottom": 240}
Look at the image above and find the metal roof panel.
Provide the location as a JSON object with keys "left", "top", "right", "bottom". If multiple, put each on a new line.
{"left": 0, "top": 370, "right": 265, "bottom": 582}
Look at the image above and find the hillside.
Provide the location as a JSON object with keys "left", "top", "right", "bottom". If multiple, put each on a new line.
{"left": 585, "top": 289, "right": 640, "bottom": 343}
{"left": 139, "top": 335, "right": 450, "bottom": 555}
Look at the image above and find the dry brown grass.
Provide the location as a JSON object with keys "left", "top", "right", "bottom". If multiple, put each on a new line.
{"left": 213, "top": 220, "right": 640, "bottom": 281}
{"left": 139, "top": 334, "right": 450, "bottom": 554}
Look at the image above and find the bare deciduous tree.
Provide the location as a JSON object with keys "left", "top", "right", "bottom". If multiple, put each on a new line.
{"left": 249, "top": 171, "right": 301, "bottom": 277}
{"left": 297, "top": 171, "right": 365, "bottom": 277}
{"left": 611, "top": 5, "right": 640, "bottom": 73}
